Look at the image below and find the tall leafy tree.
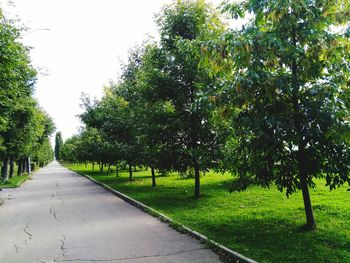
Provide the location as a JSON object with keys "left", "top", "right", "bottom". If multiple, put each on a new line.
{"left": 149, "top": 0, "right": 226, "bottom": 198}
{"left": 0, "top": 8, "right": 55, "bottom": 181}
{"left": 200, "top": 0, "right": 350, "bottom": 229}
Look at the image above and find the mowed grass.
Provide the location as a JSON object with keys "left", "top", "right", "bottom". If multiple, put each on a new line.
{"left": 65, "top": 163, "right": 350, "bottom": 263}
{"left": 0, "top": 173, "right": 30, "bottom": 188}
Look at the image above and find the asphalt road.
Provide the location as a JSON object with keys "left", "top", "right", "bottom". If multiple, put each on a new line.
{"left": 0, "top": 161, "right": 224, "bottom": 263}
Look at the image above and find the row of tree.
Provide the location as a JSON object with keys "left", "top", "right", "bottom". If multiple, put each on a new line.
{"left": 0, "top": 8, "right": 55, "bottom": 182}
{"left": 61, "top": 0, "right": 350, "bottom": 230}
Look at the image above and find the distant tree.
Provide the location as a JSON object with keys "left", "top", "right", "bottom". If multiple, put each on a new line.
{"left": 200, "top": 0, "right": 350, "bottom": 229}
{"left": 60, "top": 135, "right": 80, "bottom": 163}
{"left": 54, "top": 132, "right": 63, "bottom": 160}
{"left": 80, "top": 88, "right": 142, "bottom": 181}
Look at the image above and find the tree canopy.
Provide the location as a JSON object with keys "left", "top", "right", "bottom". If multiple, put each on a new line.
{"left": 0, "top": 7, "right": 55, "bottom": 181}
{"left": 60, "top": 0, "right": 350, "bottom": 230}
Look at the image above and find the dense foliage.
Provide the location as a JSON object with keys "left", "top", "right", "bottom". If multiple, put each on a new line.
{"left": 54, "top": 131, "right": 63, "bottom": 160}
{"left": 0, "top": 8, "right": 55, "bottom": 182}
{"left": 61, "top": 0, "right": 349, "bottom": 231}
{"left": 198, "top": 0, "right": 350, "bottom": 230}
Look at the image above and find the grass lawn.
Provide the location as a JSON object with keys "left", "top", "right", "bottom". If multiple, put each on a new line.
{"left": 0, "top": 173, "right": 30, "bottom": 188}
{"left": 65, "top": 163, "right": 350, "bottom": 263}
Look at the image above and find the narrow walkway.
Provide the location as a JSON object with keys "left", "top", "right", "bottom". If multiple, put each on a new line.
{"left": 0, "top": 161, "right": 223, "bottom": 263}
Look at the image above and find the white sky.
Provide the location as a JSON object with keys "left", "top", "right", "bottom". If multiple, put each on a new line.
{"left": 1, "top": 0, "right": 223, "bottom": 143}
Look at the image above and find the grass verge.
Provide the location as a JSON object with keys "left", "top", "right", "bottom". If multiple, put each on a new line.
{"left": 65, "top": 163, "right": 350, "bottom": 263}
{"left": 0, "top": 173, "right": 30, "bottom": 188}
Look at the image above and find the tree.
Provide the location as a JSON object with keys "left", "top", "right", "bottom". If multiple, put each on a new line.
{"left": 60, "top": 135, "right": 80, "bottom": 163}
{"left": 147, "top": 0, "right": 226, "bottom": 198}
{"left": 55, "top": 132, "right": 63, "bottom": 160}
{"left": 80, "top": 87, "right": 142, "bottom": 181}
{"left": 200, "top": 0, "right": 350, "bottom": 229}
{"left": 0, "top": 8, "right": 55, "bottom": 181}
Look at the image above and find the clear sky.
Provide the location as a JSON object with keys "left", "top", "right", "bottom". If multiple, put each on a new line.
{"left": 1, "top": 0, "right": 223, "bottom": 143}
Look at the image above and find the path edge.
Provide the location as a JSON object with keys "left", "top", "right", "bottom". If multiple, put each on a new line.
{"left": 69, "top": 168, "right": 258, "bottom": 263}
{"left": 0, "top": 167, "right": 40, "bottom": 189}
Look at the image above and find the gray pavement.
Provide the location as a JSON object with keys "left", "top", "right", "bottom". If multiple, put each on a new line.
{"left": 0, "top": 161, "right": 224, "bottom": 263}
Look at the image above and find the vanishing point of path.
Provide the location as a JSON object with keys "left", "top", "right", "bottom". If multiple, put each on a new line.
{"left": 0, "top": 161, "right": 224, "bottom": 263}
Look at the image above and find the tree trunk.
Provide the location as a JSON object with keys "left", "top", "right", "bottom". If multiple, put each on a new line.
{"left": 17, "top": 160, "right": 22, "bottom": 176}
{"left": 26, "top": 157, "right": 31, "bottom": 174}
{"left": 129, "top": 164, "right": 133, "bottom": 181}
{"left": 290, "top": 24, "right": 315, "bottom": 230}
{"left": 1, "top": 158, "right": 9, "bottom": 182}
{"left": 92, "top": 162, "right": 95, "bottom": 171}
{"left": 300, "top": 176, "right": 316, "bottom": 230}
{"left": 151, "top": 166, "right": 156, "bottom": 187}
{"left": 194, "top": 161, "right": 200, "bottom": 199}
{"left": 100, "top": 163, "right": 104, "bottom": 173}
{"left": 9, "top": 159, "right": 14, "bottom": 178}
{"left": 116, "top": 162, "right": 119, "bottom": 177}
{"left": 107, "top": 164, "right": 111, "bottom": 175}
{"left": 298, "top": 149, "right": 316, "bottom": 230}
{"left": 22, "top": 159, "right": 26, "bottom": 173}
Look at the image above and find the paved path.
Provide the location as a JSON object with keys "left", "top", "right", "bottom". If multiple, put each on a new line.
{"left": 0, "top": 161, "right": 223, "bottom": 263}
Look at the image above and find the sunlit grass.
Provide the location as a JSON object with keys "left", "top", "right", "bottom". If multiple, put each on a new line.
{"left": 65, "top": 163, "right": 350, "bottom": 263}
{"left": 0, "top": 173, "right": 30, "bottom": 188}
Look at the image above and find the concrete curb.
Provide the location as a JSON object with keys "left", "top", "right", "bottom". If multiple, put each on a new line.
{"left": 72, "top": 169, "right": 258, "bottom": 263}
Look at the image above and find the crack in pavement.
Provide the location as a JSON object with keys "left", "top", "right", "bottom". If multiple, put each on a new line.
{"left": 53, "top": 211, "right": 60, "bottom": 222}
{"left": 57, "top": 195, "right": 64, "bottom": 205}
{"left": 60, "top": 235, "right": 68, "bottom": 257}
{"left": 56, "top": 247, "right": 206, "bottom": 262}
{"left": 14, "top": 244, "right": 20, "bottom": 254}
{"left": 79, "top": 215, "right": 94, "bottom": 228}
{"left": 54, "top": 188, "right": 65, "bottom": 205}
{"left": 23, "top": 222, "right": 33, "bottom": 240}
{"left": 50, "top": 207, "right": 61, "bottom": 222}
{"left": 53, "top": 235, "right": 68, "bottom": 262}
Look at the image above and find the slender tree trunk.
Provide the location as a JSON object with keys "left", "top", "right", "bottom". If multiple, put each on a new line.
{"left": 22, "top": 159, "right": 26, "bottom": 173}
{"left": 300, "top": 176, "right": 316, "bottom": 230}
{"left": 26, "top": 157, "right": 31, "bottom": 174}
{"left": 1, "top": 158, "right": 9, "bottom": 182}
{"left": 151, "top": 166, "right": 156, "bottom": 187}
{"left": 92, "top": 162, "right": 95, "bottom": 171}
{"left": 100, "top": 163, "right": 104, "bottom": 173}
{"left": 85, "top": 162, "right": 87, "bottom": 168}
{"left": 194, "top": 161, "right": 200, "bottom": 199}
{"left": 298, "top": 148, "right": 316, "bottom": 230}
{"left": 17, "top": 160, "right": 22, "bottom": 176}
{"left": 9, "top": 159, "right": 14, "bottom": 178}
{"left": 116, "top": 162, "right": 119, "bottom": 177}
{"left": 290, "top": 24, "right": 315, "bottom": 230}
{"left": 129, "top": 164, "right": 133, "bottom": 181}
{"left": 107, "top": 164, "right": 111, "bottom": 175}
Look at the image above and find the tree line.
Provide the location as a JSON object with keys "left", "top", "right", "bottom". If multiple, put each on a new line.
{"left": 61, "top": 0, "right": 350, "bottom": 230}
{"left": 0, "top": 8, "right": 55, "bottom": 182}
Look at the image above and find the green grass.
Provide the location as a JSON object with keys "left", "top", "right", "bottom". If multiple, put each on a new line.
{"left": 0, "top": 173, "right": 30, "bottom": 188}
{"left": 65, "top": 163, "right": 350, "bottom": 263}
